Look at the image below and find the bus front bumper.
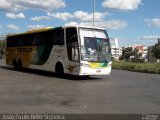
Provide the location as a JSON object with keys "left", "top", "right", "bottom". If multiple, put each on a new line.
{"left": 79, "top": 66, "right": 112, "bottom": 76}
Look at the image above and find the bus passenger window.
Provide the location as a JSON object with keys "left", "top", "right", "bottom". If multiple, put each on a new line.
{"left": 32, "top": 33, "right": 44, "bottom": 46}
{"left": 54, "top": 29, "right": 64, "bottom": 45}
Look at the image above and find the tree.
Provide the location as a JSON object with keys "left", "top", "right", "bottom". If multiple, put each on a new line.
{"left": 120, "top": 47, "right": 140, "bottom": 61}
{"left": 0, "top": 34, "right": 7, "bottom": 59}
{"left": 120, "top": 47, "right": 132, "bottom": 60}
{"left": 152, "top": 42, "right": 160, "bottom": 59}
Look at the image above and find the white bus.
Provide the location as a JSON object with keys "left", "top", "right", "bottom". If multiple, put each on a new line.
{"left": 6, "top": 25, "right": 112, "bottom": 76}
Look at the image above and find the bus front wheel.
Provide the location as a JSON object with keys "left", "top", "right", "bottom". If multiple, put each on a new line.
{"left": 55, "top": 62, "right": 64, "bottom": 75}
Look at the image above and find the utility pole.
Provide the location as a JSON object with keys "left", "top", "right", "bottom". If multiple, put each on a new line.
{"left": 93, "top": 0, "right": 95, "bottom": 27}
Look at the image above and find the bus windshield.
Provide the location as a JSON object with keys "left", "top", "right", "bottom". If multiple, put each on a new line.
{"left": 79, "top": 28, "right": 111, "bottom": 62}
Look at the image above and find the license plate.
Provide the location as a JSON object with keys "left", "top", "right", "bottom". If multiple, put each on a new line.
{"left": 96, "top": 70, "right": 101, "bottom": 73}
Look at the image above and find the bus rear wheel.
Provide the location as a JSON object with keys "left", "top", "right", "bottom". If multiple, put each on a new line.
{"left": 17, "top": 60, "right": 22, "bottom": 71}
{"left": 12, "top": 60, "right": 22, "bottom": 71}
{"left": 12, "top": 60, "right": 18, "bottom": 70}
{"left": 55, "top": 62, "right": 64, "bottom": 75}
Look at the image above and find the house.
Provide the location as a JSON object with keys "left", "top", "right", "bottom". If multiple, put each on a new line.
{"left": 133, "top": 45, "right": 148, "bottom": 60}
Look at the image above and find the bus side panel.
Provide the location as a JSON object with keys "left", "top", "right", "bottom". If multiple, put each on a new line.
{"left": 6, "top": 45, "right": 54, "bottom": 68}
{"left": 6, "top": 46, "right": 37, "bottom": 67}
{"left": 31, "top": 45, "right": 53, "bottom": 65}
{"left": 28, "top": 45, "right": 66, "bottom": 72}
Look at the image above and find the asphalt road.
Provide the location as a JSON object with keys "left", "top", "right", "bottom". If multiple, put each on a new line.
{"left": 0, "top": 59, "right": 160, "bottom": 114}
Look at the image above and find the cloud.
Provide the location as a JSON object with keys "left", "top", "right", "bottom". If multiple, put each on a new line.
{"left": 144, "top": 18, "right": 160, "bottom": 28}
{"left": 65, "top": 20, "right": 127, "bottom": 30}
{"left": 101, "top": 20, "right": 127, "bottom": 30}
{"left": 0, "top": 0, "right": 66, "bottom": 12}
{"left": 47, "top": 12, "right": 72, "bottom": 21}
{"left": 65, "top": 22, "right": 78, "bottom": 26}
{"left": 50, "top": 11, "right": 127, "bottom": 30}
{"left": 48, "top": 11, "right": 109, "bottom": 22}
{"left": 30, "top": 16, "right": 50, "bottom": 21}
{"left": 139, "top": 35, "right": 160, "bottom": 40}
{"left": 102, "top": 0, "right": 142, "bottom": 11}
{"left": 0, "top": 0, "right": 14, "bottom": 12}
{"left": 73, "top": 11, "right": 109, "bottom": 22}
{"left": 7, "top": 24, "right": 20, "bottom": 30}
{"left": 6, "top": 12, "right": 25, "bottom": 19}
{"left": 27, "top": 25, "right": 45, "bottom": 30}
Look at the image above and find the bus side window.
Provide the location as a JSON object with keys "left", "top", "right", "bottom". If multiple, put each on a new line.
{"left": 31, "top": 34, "right": 36, "bottom": 45}
{"left": 44, "top": 32, "right": 50, "bottom": 45}
{"left": 22, "top": 35, "right": 28, "bottom": 46}
{"left": 54, "top": 29, "right": 64, "bottom": 45}
{"left": 39, "top": 33, "right": 45, "bottom": 45}
{"left": 32, "top": 33, "right": 43, "bottom": 46}
{"left": 16, "top": 36, "right": 21, "bottom": 46}
{"left": 32, "top": 34, "right": 37, "bottom": 46}
{"left": 11, "top": 36, "right": 16, "bottom": 46}
{"left": 50, "top": 31, "right": 55, "bottom": 45}
{"left": 7, "top": 37, "right": 12, "bottom": 47}
{"left": 28, "top": 34, "right": 34, "bottom": 46}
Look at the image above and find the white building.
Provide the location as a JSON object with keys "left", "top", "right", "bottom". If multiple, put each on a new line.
{"left": 111, "top": 47, "right": 122, "bottom": 60}
{"left": 110, "top": 38, "right": 122, "bottom": 60}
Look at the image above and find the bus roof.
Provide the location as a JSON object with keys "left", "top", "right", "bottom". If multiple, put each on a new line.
{"left": 26, "top": 27, "right": 54, "bottom": 33}
{"left": 7, "top": 25, "right": 106, "bottom": 37}
{"left": 7, "top": 27, "right": 57, "bottom": 37}
{"left": 64, "top": 25, "right": 106, "bottom": 30}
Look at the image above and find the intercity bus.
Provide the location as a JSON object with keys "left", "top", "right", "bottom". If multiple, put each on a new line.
{"left": 6, "top": 25, "right": 112, "bottom": 76}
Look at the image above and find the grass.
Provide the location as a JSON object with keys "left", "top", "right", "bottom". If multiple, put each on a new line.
{"left": 112, "top": 61, "right": 160, "bottom": 74}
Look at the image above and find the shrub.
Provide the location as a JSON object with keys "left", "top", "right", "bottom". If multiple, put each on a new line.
{"left": 112, "top": 61, "right": 160, "bottom": 74}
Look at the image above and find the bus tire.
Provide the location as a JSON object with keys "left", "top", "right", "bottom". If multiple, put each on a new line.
{"left": 17, "top": 60, "right": 22, "bottom": 71}
{"left": 12, "top": 60, "right": 18, "bottom": 70}
{"left": 55, "top": 62, "right": 64, "bottom": 75}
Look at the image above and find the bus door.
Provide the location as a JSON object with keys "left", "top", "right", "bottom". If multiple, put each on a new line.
{"left": 65, "top": 27, "right": 80, "bottom": 75}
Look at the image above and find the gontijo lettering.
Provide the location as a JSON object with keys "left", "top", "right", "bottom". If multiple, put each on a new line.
{"left": 17, "top": 48, "right": 32, "bottom": 53}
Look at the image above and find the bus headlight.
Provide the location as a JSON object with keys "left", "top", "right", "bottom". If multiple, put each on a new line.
{"left": 80, "top": 63, "right": 90, "bottom": 68}
{"left": 108, "top": 63, "right": 112, "bottom": 67}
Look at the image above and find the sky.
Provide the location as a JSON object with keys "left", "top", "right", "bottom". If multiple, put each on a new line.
{"left": 0, "top": 0, "right": 160, "bottom": 47}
